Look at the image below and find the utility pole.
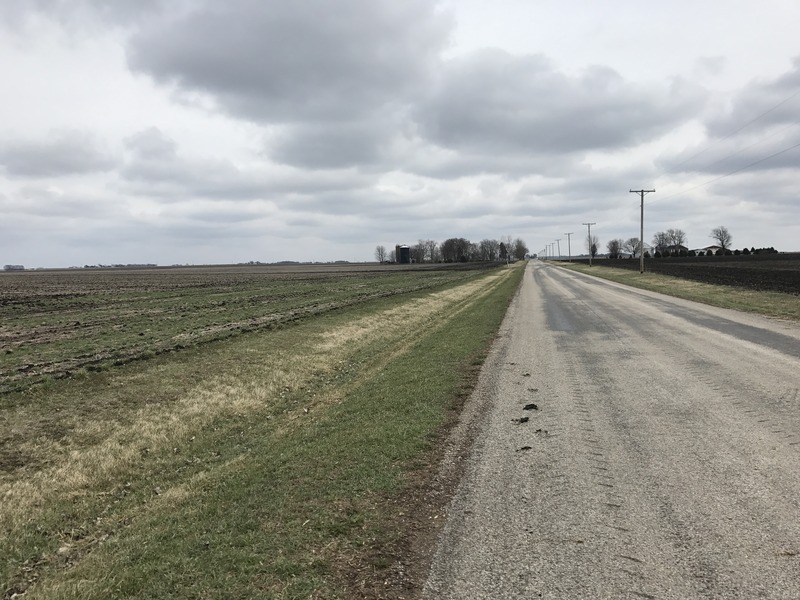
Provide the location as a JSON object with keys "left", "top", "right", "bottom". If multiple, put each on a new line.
{"left": 564, "top": 232, "right": 573, "bottom": 262}
{"left": 630, "top": 189, "right": 655, "bottom": 274}
{"left": 582, "top": 222, "right": 596, "bottom": 266}
{"left": 555, "top": 239, "right": 561, "bottom": 260}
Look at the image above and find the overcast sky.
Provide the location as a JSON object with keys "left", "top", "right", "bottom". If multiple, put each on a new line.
{"left": 2, "top": 0, "right": 799, "bottom": 267}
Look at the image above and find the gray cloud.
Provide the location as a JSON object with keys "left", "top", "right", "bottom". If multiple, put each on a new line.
{"left": 705, "top": 56, "right": 800, "bottom": 136}
{"left": 0, "top": 130, "right": 116, "bottom": 177}
{"left": 3, "top": 0, "right": 799, "bottom": 264}
{"left": 415, "top": 49, "right": 706, "bottom": 160}
{"left": 124, "top": 127, "right": 178, "bottom": 160}
{"left": 657, "top": 58, "right": 800, "bottom": 176}
{"left": 269, "top": 118, "right": 395, "bottom": 169}
{"left": 127, "top": 0, "right": 451, "bottom": 123}
{"left": 119, "top": 127, "right": 377, "bottom": 201}
{"left": 660, "top": 127, "right": 800, "bottom": 176}
{"left": 0, "top": 0, "right": 170, "bottom": 29}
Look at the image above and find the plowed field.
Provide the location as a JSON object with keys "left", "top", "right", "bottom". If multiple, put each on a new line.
{"left": 585, "top": 253, "right": 800, "bottom": 295}
{"left": 0, "top": 263, "right": 498, "bottom": 394}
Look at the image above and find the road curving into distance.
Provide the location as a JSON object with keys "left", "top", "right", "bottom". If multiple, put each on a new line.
{"left": 422, "top": 260, "right": 800, "bottom": 599}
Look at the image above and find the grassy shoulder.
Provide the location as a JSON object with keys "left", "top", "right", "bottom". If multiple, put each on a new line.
{"left": 2, "top": 262, "right": 525, "bottom": 599}
{"left": 559, "top": 262, "right": 800, "bottom": 321}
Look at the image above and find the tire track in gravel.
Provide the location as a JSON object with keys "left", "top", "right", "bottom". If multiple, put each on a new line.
{"left": 423, "top": 261, "right": 800, "bottom": 599}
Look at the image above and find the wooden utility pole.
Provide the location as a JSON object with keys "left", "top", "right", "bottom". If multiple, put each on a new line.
{"left": 555, "top": 239, "right": 561, "bottom": 259}
{"left": 582, "top": 222, "right": 596, "bottom": 266}
{"left": 564, "top": 232, "right": 573, "bottom": 262}
{"left": 630, "top": 189, "right": 655, "bottom": 273}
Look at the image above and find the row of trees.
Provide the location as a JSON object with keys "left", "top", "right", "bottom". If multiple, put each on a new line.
{"left": 375, "top": 236, "right": 529, "bottom": 263}
{"left": 603, "top": 226, "right": 737, "bottom": 259}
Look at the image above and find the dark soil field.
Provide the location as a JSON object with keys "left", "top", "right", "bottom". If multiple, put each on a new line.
{"left": 578, "top": 253, "right": 800, "bottom": 295}
{"left": 0, "top": 263, "right": 499, "bottom": 395}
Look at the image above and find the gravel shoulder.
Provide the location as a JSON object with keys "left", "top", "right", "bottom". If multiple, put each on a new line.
{"left": 422, "top": 260, "right": 800, "bottom": 599}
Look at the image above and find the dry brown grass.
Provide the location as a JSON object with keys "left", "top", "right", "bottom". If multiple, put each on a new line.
{"left": 561, "top": 263, "right": 800, "bottom": 321}
{"left": 0, "top": 267, "right": 514, "bottom": 542}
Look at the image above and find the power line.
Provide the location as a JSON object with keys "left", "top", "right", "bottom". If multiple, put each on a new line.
{"left": 663, "top": 86, "right": 800, "bottom": 176}
{"left": 655, "top": 140, "right": 800, "bottom": 203}
{"left": 691, "top": 122, "right": 800, "bottom": 175}
{"left": 643, "top": 85, "right": 800, "bottom": 209}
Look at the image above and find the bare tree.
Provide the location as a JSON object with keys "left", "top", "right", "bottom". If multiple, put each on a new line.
{"left": 710, "top": 226, "right": 732, "bottom": 250}
{"left": 374, "top": 245, "right": 387, "bottom": 263}
{"left": 587, "top": 234, "right": 600, "bottom": 258}
{"left": 624, "top": 237, "right": 641, "bottom": 258}
{"left": 410, "top": 242, "right": 425, "bottom": 264}
{"left": 666, "top": 228, "right": 687, "bottom": 247}
{"left": 652, "top": 231, "right": 670, "bottom": 255}
{"left": 607, "top": 238, "right": 623, "bottom": 259}
{"left": 478, "top": 239, "right": 499, "bottom": 261}
{"left": 440, "top": 237, "right": 471, "bottom": 262}
{"left": 420, "top": 239, "right": 438, "bottom": 263}
{"left": 512, "top": 238, "right": 529, "bottom": 260}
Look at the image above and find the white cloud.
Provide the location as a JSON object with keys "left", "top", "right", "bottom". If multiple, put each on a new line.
{"left": 0, "top": 0, "right": 799, "bottom": 267}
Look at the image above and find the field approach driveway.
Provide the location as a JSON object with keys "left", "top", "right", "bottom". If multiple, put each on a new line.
{"left": 422, "top": 261, "right": 800, "bottom": 599}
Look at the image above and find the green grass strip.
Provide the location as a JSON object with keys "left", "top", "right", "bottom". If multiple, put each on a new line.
{"left": 16, "top": 264, "right": 524, "bottom": 599}
{"left": 560, "top": 263, "right": 800, "bottom": 321}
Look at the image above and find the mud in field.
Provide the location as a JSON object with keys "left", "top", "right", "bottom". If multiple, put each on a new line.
{"left": 0, "top": 264, "right": 498, "bottom": 394}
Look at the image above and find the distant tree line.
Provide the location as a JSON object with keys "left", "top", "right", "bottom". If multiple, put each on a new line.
{"left": 375, "top": 236, "right": 529, "bottom": 264}
{"left": 77, "top": 264, "right": 159, "bottom": 269}
{"left": 602, "top": 225, "right": 777, "bottom": 259}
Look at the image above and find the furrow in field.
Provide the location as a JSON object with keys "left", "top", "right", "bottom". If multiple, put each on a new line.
{"left": 0, "top": 269, "right": 511, "bottom": 557}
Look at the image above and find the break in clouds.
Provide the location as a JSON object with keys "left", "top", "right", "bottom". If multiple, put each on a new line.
{"left": 0, "top": 0, "right": 799, "bottom": 265}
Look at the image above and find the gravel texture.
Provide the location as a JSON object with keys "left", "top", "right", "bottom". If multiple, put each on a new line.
{"left": 422, "top": 261, "right": 800, "bottom": 599}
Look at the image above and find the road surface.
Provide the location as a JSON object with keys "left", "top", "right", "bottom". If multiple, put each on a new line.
{"left": 422, "top": 261, "right": 800, "bottom": 599}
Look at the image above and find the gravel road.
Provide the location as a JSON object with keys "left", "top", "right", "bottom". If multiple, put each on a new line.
{"left": 422, "top": 261, "right": 800, "bottom": 599}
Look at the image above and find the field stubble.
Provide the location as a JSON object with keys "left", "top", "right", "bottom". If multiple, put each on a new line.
{"left": 584, "top": 253, "right": 800, "bottom": 295}
{"left": 1, "top": 262, "right": 523, "bottom": 599}
{"left": 0, "top": 264, "right": 492, "bottom": 395}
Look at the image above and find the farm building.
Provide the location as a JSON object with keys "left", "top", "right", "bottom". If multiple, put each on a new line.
{"left": 395, "top": 244, "right": 411, "bottom": 264}
{"left": 695, "top": 245, "right": 724, "bottom": 255}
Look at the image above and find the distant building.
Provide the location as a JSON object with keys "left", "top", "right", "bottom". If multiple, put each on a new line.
{"left": 3, "top": 265, "right": 24, "bottom": 271}
{"left": 695, "top": 245, "right": 723, "bottom": 255}
{"left": 395, "top": 244, "right": 411, "bottom": 264}
{"left": 621, "top": 243, "right": 653, "bottom": 258}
